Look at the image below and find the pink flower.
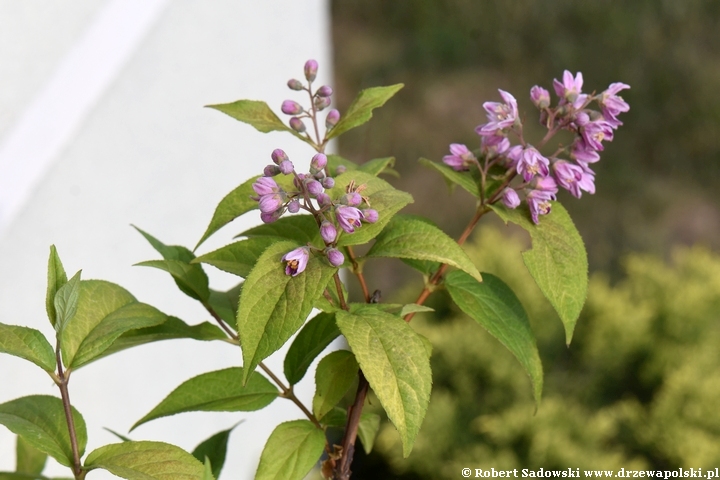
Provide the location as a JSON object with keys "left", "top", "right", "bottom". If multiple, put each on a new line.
{"left": 282, "top": 246, "right": 310, "bottom": 276}
{"left": 252, "top": 176, "right": 279, "bottom": 196}
{"left": 526, "top": 189, "right": 555, "bottom": 224}
{"left": 552, "top": 160, "right": 584, "bottom": 198}
{"left": 336, "top": 206, "right": 364, "bottom": 233}
{"left": 576, "top": 113, "right": 614, "bottom": 151}
{"left": 553, "top": 70, "right": 588, "bottom": 109}
{"left": 530, "top": 85, "right": 551, "bottom": 109}
{"left": 480, "top": 134, "right": 510, "bottom": 157}
{"left": 442, "top": 143, "right": 477, "bottom": 171}
{"left": 598, "top": 82, "right": 630, "bottom": 128}
{"left": 512, "top": 146, "right": 550, "bottom": 182}
{"left": 477, "top": 89, "right": 519, "bottom": 134}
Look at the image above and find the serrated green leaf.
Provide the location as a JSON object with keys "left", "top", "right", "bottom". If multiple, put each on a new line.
{"left": 419, "top": 157, "right": 480, "bottom": 197}
{"left": 46, "top": 245, "right": 67, "bottom": 328}
{"left": 132, "top": 368, "right": 277, "bottom": 430}
{"left": 283, "top": 312, "right": 340, "bottom": 385}
{"left": 445, "top": 270, "right": 543, "bottom": 406}
{"left": 366, "top": 214, "right": 482, "bottom": 282}
{"left": 336, "top": 305, "right": 431, "bottom": 457}
{"left": 399, "top": 304, "right": 434, "bottom": 318}
{"left": 255, "top": 420, "right": 325, "bottom": 480}
{"left": 85, "top": 441, "right": 207, "bottom": 479}
{"left": 195, "top": 176, "right": 261, "bottom": 250}
{"left": 237, "top": 215, "right": 321, "bottom": 246}
{"left": 0, "top": 324, "right": 55, "bottom": 372}
{"left": 193, "top": 237, "right": 276, "bottom": 278}
{"left": 326, "top": 154, "right": 359, "bottom": 174}
{"left": 358, "top": 157, "right": 396, "bottom": 176}
{"left": 319, "top": 407, "right": 347, "bottom": 428}
{"left": 491, "top": 202, "right": 588, "bottom": 344}
{"left": 0, "top": 396, "right": 86, "bottom": 468}
{"left": 207, "top": 283, "right": 243, "bottom": 327}
{"left": 237, "top": 241, "right": 337, "bottom": 383}
{"left": 357, "top": 412, "right": 381, "bottom": 454}
{"left": 327, "top": 84, "right": 404, "bottom": 140}
{"left": 59, "top": 280, "right": 166, "bottom": 369}
{"left": 313, "top": 350, "right": 358, "bottom": 420}
{"left": 16, "top": 435, "right": 47, "bottom": 475}
{"left": 53, "top": 271, "right": 81, "bottom": 334}
{"left": 191, "top": 424, "right": 239, "bottom": 480}
{"left": 207, "top": 99, "right": 304, "bottom": 142}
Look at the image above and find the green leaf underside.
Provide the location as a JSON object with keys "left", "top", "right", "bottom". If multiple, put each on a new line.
{"left": 132, "top": 368, "right": 277, "bottom": 430}
{"left": 0, "top": 395, "right": 87, "bottom": 468}
{"left": 238, "top": 215, "right": 321, "bottom": 246}
{"left": 357, "top": 412, "right": 382, "bottom": 454}
{"left": 491, "top": 202, "right": 588, "bottom": 344}
{"left": 445, "top": 271, "right": 543, "bottom": 405}
{"left": 53, "top": 271, "right": 81, "bottom": 334}
{"left": 59, "top": 280, "right": 166, "bottom": 369}
{"left": 85, "top": 441, "right": 207, "bottom": 480}
{"left": 46, "top": 245, "right": 68, "bottom": 328}
{"left": 16, "top": 435, "right": 47, "bottom": 475}
{"left": 336, "top": 305, "right": 432, "bottom": 457}
{"left": 284, "top": 312, "right": 340, "bottom": 385}
{"left": 193, "top": 237, "right": 276, "bottom": 278}
{"left": 418, "top": 157, "right": 480, "bottom": 198}
{"left": 399, "top": 304, "right": 435, "bottom": 318}
{"left": 366, "top": 214, "right": 482, "bottom": 282}
{"left": 207, "top": 284, "right": 243, "bottom": 327}
{"left": 254, "top": 420, "right": 325, "bottom": 480}
{"left": 326, "top": 84, "right": 404, "bottom": 140}
{"left": 313, "top": 350, "right": 359, "bottom": 420}
{"left": 192, "top": 426, "right": 235, "bottom": 480}
{"left": 237, "top": 241, "right": 337, "bottom": 383}
{"left": 194, "top": 175, "right": 261, "bottom": 250}
{"left": 135, "top": 259, "right": 210, "bottom": 301}
{"left": 0, "top": 323, "right": 55, "bottom": 372}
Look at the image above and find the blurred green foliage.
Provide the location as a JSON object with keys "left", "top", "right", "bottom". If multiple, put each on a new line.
{"left": 351, "top": 227, "right": 720, "bottom": 477}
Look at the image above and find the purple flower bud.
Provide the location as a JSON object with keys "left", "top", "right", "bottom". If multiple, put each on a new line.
{"left": 289, "top": 117, "right": 306, "bottom": 133}
{"left": 335, "top": 165, "right": 346, "bottom": 175}
{"left": 343, "top": 192, "right": 362, "bottom": 206}
{"left": 314, "top": 96, "right": 331, "bottom": 111}
{"left": 293, "top": 172, "right": 306, "bottom": 189}
{"left": 259, "top": 194, "right": 283, "bottom": 214}
{"left": 320, "top": 221, "right": 337, "bottom": 244}
{"left": 282, "top": 246, "right": 310, "bottom": 276}
{"left": 325, "top": 109, "right": 340, "bottom": 129}
{"left": 252, "top": 176, "right": 279, "bottom": 196}
{"left": 260, "top": 210, "right": 283, "bottom": 224}
{"left": 501, "top": 188, "right": 521, "bottom": 209}
{"left": 311, "top": 153, "right": 328, "bottom": 170}
{"left": 306, "top": 179, "right": 324, "bottom": 196}
{"left": 316, "top": 192, "right": 331, "bottom": 206}
{"left": 281, "top": 100, "right": 303, "bottom": 115}
{"left": 287, "top": 78, "right": 304, "bottom": 91}
{"left": 304, "top": 59, "right": 318, "bottom": 82}
{"left": 322, "top": 177, "right": 335, "bottom": 189}
{"left": 336, "top": 205, "right": 363, "bottom": 233}
{"left": 279, "top": 160, "right": 295, "bottom": 175}
{"left": 362, "top": 209, "right": 378, "bottom": 223}
{"left": 530, "top": 86, "right": 551, "bottom": 109}
{"left": 317, "top": 85, "right": 333, "bottom": 97}
{"left": 271, "top": 149, "right": 289, "bottom": 165}
{"left": 326, "top": 248, "right": 345, "bottom": 267}
{"left": 263, "top": 164, "right": 281, "bottom": 177}
{"left": 287, "top": 199, "right": 300, "bottom": 213}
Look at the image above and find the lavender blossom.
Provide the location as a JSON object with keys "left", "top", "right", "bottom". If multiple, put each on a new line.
{"left": 442, "top": 143, "right": 477, "bottom": 171}
{"left": 512, "top": 146, "right": 550, "bottom": 182}
{"left": 477, "top": 89, "right": 519, "bottom": 135}
{"left": 336, "top": 206, "right": 364, "bottom": 233}
{"left": 282, "top": 247, "right": 310, "bottom": 276}
{"left": 553, "top": 70, "right": 588, "bottom": 109}
{"left": 598, "top": 82, "right": 630, "bottom": 128}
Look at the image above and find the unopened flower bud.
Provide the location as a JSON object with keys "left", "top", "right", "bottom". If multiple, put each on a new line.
{"left": 264, "top": 164, "right": 281, "bottom": 176}
{"left": 271, "top": 149, "right": 289, "bottom": 165}
{"left": 530, "top": 86, "right": 551, "bottom": 109}
{"left": 306, "top": 179, "right": 324, "bottom": 196}
{"left": 335, "top": 165, "right": 346, "bottom": 175}
{"left": 322, "top": 177, "right": 335, "bottom": 189}
{"left": 311, "top": 153, "right": 328, "bottom": 170}
{"left": 317, "top": 85, "right": 333, "bottom": 97}
{"left": 326, "top": 248, "right": 345, "bottom": 267}
{"left": 325, "top": 109, "right": 340, "bottom": 129}
{"left": 287, "top": 199, "right": 300, "bottom": 213}
{"left": 320, "top": 221, "right": 337, "bottom": 244}
{"left": 293, "top": 173, "right": 306, "bottom": 189}
{"left": 260, "top": 209, "right": 283, "bottom": 224}
{"left": 316, "top": 192, "right": 331, "bottom": 206}
{"left": 314, "top": 96, "right": 331, "bottom": 111}
{"left": 279, "top": 160, "right": 294, "bottom": 175}
{"left": 304, "top": 59, "right": 318, "bottom": 82}
{"left": 362, "top": 209, "right": 378, "bottom": 223}
{"left": 281, "top": 100, "right": 303, "bottom": 115}
{"left": 287, "top": 78, "right": 304, "bottom": 91}
{"left": 501, "top": 188, "right": 521, "bottom": 209}
{"left": 289, "top": 117, "right": 306, "bottom": 133}
{"left": 343, "top": 192, "right": 362, "bottom": 206}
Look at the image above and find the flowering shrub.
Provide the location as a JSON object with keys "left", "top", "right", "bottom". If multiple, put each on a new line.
{"left": 0, "top": 60, "right": 627, "bottom": 479}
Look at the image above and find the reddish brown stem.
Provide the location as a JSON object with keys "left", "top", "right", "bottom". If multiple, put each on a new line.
{"left": 333, "top": 374, "right": 370, "bottom": 480}
{"left": 54, "top": 346, "right": 84, "bottom": 479}
{"left": 346, "top": 246, "right": 370, "bottom": 302}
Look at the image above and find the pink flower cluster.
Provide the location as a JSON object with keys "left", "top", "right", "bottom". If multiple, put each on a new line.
{"left": 443, "top": 70, "right": 629, "bottom": 224}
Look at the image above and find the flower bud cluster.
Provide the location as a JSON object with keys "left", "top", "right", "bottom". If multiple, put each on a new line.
{"left": 443, "top": 70, "right": 629, "bottom": 224}
{"left": 252, "top": 150, "right": 379, "bottom": 275}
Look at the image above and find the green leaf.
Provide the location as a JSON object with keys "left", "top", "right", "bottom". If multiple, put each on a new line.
{"left": 0, "top": 324, "right": 55, "bottom": 372}
{"left": 357, "top": 412, "right": 381, "bottom": 454}
{"left": 237, "top": 241, "right": 337, "bottom": 383}
{"left": 45, "top": 245, "right": 68, "bottom": 328}
{"left": 84, "top": 441, "right": 208, "bottom": 479}
{"left": 104, "top": 428, "right": 132, "bottom": 442}
{"left": 326, "top": 154, "right": 359, "bottom": 174}
{"left": 312, "top": 350, "right": 358, "bottom": 420}
{"left": 366, "top": 214, "right": 483, "bottom": 282}
{"left": 191, "top": 425, "right": 238, "bottom": 480}
{"left": 313, "top": 277, "right": 347, "bottom": 313}
{"left": 319, "top": 407, "right": 347, "bottom": 428}
{"left": 16, "top": 435, "right": 47, "bottom": 475}
{"left": 238, "top": 214, "right": 321, "bottom": 246}
{"left": 358, "top": 157, "right": 396, "bottom": 177}
{"left": 53, "top": 271, "right": 81, "bottom": 334}
{"left": 206, "top": 99, "right": 303, "bottom": 140}
{"left": 399, "top": 304, "right": 435, "bottom": 318}
{"left": 132, "top": 368, "right": 277, "bottom": 430}
{"left": 0, "top": 395, "right": 86, "bottom": 468}
{"left": 336, "top": 305, "right": 432, "bottom": 457}
{"left": 193, "top": 237, "right": 276, "bottom": 278}
{"left": 491, "top": 202, "right": 588, "bottom": 344}
{"left": 194, "top": 176, "right": 261, "bottom": 249}
{"left": 326, "top": 84, "right": 404, "bottom": 140}
{"left": 283, "top": 312, "right": 340, "bottom": 385}
{"left": 59, "top": 280, "right": 167, "bottom": 369}
{"left": 207, "top": 284, "right": 243, "bottom": 327}
{"left": 445, "top": 271, "right": 543, "bottom": 405}
{"left": 254, "top": 420, "right": 325, "bottom": 480}
{"left": 418, "top": 157, "right": 480, "bottom": 197}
